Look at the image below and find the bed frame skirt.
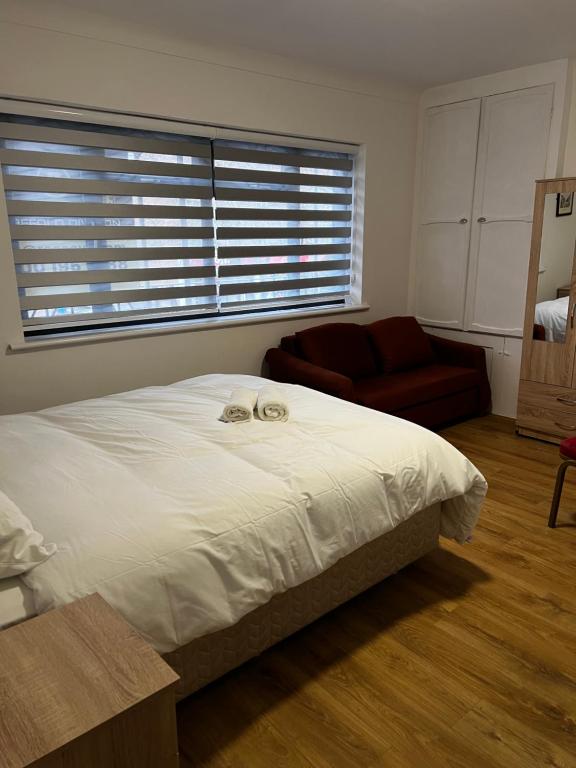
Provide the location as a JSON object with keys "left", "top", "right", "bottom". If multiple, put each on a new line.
{"left": 163, "top": 503, "right": 441, "bottom": 700}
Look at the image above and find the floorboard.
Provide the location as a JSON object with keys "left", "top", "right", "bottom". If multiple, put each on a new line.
{"left": 177, "top": 415, "right": 576, "bottom": 767}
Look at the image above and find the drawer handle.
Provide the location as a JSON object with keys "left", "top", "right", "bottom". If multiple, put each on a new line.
{"left": 556, "top": 396, "right": 576, "bottom": 405}
{"left": 554, "top": 421, "right": 576, "bottom": 430}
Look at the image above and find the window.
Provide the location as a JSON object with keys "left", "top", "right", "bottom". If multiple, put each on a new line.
{"left": 0, "top": 111, "right": 357, "bottom": 338}
{"left": 212, "top": 141, "right": 354, "bottom": 315}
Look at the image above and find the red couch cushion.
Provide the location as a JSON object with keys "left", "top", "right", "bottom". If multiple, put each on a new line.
{"left": 296, "top": 323, "right": 377, "bottom": 379}
{"left": 354, "top": 364, "right": 480, "bottom": 413}
{"left": 367, "top": 317, "right": 435, "bottom": 374}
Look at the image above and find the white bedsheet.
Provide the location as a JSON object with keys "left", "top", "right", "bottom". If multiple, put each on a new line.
{"left": 535, "top": 295, "right": 569, "bottom": 342}
{"left": 0, "top": 374, "right": 486, "bottom": 653}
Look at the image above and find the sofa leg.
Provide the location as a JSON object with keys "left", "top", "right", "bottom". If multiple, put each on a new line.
{"left": 549, "top": 460, "right": 574, "bottom": 528}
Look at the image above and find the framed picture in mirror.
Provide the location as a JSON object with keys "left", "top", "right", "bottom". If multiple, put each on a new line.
{"left": 556, "top": 191, "right": 574, "bottom": 217}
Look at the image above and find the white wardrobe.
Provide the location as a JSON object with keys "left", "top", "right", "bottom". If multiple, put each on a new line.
{"left": 409, "top": 62, "right": 569, "bottom": 417}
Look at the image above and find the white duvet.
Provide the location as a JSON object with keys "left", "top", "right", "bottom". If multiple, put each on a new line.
{"left": 0, "top": 374, "right": 486, "bottom": 653}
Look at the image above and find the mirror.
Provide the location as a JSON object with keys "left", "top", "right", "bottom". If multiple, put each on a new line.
{"left": 533, "top": 191, "right": 576, "bottom": 343}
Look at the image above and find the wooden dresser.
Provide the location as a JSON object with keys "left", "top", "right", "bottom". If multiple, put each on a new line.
{"left": 0, "top": 594, "right": 180, "bottom": 768}
{"left": 517, "top": 177, "right": 576, "bottom": 444}
{"left": 517, "top": 380, "right": 576, "bottom": 442}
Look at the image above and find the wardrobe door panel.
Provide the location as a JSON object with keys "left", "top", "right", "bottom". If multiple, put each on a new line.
{"left": 420, "top": 100, "right": 481, "bottom": 220}
{"left": 466, "top": 85, "right": 554, "bottom": 336}
{"left": 479, "top": 88, "right": 553, "bottom": 219}
{"left": 415, "top": 223, "right": 469, "bottom": 325}
{"left": 414, "top": 99, "right": 481, "bottom": 328}
{"left": 469, "top": 219, "right": 533, "bottom": 335}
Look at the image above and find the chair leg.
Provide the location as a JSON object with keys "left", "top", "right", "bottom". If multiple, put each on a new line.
{"left": 549, "top": 460, "right": 575, "bottom": 528}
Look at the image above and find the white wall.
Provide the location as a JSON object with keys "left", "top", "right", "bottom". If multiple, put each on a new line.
{"left": 0, "top": 17, "right": 418, "bottom": 414}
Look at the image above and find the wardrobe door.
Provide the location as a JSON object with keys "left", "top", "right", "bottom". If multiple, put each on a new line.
{"left": 465, "top": 85, "right": 554, "bottom": 336}
{"left": 414, "top": 99, "right": 481, "bottom": 328}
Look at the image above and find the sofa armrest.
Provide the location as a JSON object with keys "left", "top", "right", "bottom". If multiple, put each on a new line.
{"left": 426, "top": 334, "right": 491, "bottom": 413}
{"left": 427, "top": 334, "right": 486, "bottom": 370}
{"left": 264, "top": 348, "right": 355, "bottom": 401}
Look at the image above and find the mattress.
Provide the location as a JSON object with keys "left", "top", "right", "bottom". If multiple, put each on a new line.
{"left": 0, "top": 577, "right": 36, "bottom": 630}
{"left": 0, "top": 374, "right": 486, "bottom": 653}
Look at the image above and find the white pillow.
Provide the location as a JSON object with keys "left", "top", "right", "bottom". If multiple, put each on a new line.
{"left": 0, "top": 490, "right": 56, "bottom": 578}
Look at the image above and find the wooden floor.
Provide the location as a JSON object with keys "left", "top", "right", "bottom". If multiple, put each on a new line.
{"left": 177, "top": 416, "right": 576, "bottom": 767}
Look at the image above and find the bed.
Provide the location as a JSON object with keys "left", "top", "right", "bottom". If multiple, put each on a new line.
{"left": 534, "top": 295, "right": 569, "bottom": 342}
{"left": 0, "top": 374, "right": 486, "bottom": 698}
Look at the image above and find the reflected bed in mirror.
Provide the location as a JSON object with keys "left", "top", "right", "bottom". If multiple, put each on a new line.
{"left": 532, "top": 192, "right": 576, "bottom": 343}
{"left": 534, "top": 295, "right": 569, "bottom": 342}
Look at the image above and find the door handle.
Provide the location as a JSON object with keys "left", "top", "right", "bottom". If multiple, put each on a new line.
{"left": 556, "top": 397, "right": 576, "bottom": 406}
{"left": 477, "top": 217, "right": 487, "bottom": 223}
{"left": 555, "top": 421, "right": 576, "bottom": 431}
{"left": 459, "top": 218, "right": 468, "bottom": 224}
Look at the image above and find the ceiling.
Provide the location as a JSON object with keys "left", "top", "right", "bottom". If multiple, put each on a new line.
{"left": 16, "top": 0, "right": 576, "bottom": 87}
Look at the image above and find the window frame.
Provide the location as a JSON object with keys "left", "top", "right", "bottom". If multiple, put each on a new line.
{"left": 0, "top": 99, "right": 367, "bottom": 350}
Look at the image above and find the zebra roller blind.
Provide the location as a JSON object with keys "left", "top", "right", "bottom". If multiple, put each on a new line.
{"left": 0, "top": 113, "right": 356, "bottom": 335}
{"left": 213, "top": 140, "right": 354, "bottom": 313}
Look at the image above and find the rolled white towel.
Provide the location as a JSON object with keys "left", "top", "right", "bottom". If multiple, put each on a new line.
{"left": 219, "top": 388, "right": 258, "bottom": 423}
{"left": 257, "top": 385, "right": 289, "bottom": 422}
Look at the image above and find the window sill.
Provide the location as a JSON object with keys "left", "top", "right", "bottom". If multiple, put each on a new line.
{"left": 8, "top": 303, "right": 370, "bottom": 353}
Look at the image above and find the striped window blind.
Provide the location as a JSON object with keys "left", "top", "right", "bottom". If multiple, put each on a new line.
{"left": 213, "top": 140, "right": 354, "bottom": 314}
{"left": 0, "top": 113, "right": 356, "bottom": 336}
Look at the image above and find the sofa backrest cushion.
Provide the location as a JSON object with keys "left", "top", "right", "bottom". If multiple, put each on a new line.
{"left": 280, "top": 335, "right": 299, "bottom": 356}
{"left": 367, "top": 316, "right": 435, "bottom": 374}
{"left": 295, "top": 323, "right": 377, "bottom": 379}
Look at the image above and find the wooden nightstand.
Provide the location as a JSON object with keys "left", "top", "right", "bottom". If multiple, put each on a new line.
{"left": 557, "top": 284, "right": 571, "bottom": 298}
{"left": 0, "top": 594, "right": 180, "bottom": 768}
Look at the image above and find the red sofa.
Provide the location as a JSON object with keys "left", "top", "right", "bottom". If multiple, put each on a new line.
{"left": 264, "top": 316, "right": 491, "bottom": 430}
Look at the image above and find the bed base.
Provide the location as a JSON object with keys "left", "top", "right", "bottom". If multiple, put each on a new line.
{"left": 163, "top": 503, "right": 441, "bottom": 700}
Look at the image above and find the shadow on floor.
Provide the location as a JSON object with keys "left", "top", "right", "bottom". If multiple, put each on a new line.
{"left": 177, "top": 546, "right": 490, "bottom": 766}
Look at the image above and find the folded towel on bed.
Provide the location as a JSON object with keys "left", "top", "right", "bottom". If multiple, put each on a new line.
{"left": 257, "top": 385, "right": 289, "bottom": 422}
{"left": 219, "top": 388, "right": 258, "bottom": 422}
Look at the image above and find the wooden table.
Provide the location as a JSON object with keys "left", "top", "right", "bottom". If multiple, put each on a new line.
{"left": 0, "top": 594, "right": 180, "bottom": 768}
